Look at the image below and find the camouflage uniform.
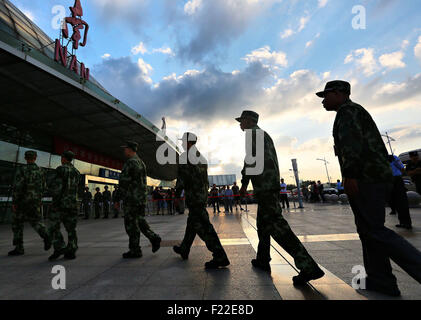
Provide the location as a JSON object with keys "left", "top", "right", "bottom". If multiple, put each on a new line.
{"left": 241, "top": 124, "right": 320, "bottom": 274}
{"left": 11, "top": 162, "right": 49, "bottom": 252}
{"left": 175, "top": 148, "right": 228, "bottom": 262}
{"left": 332, "top": 98, "right": 421, "bottom": 287}
{"left": 48, "top": 162, "right": 81, "bottom": 255}
{"left": 119, "top": 154, "right": 160, "bottom": 255}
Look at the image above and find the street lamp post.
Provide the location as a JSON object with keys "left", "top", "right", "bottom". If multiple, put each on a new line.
{"left": 382, "top": 132, "right": 396, "bottom": 156}
{"left": 317, "top": 157, "right": 331, "bottom": 185}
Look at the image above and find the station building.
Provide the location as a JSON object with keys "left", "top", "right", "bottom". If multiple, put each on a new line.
{"left": 0, "top": 0, "right": 179, "bottom": 223}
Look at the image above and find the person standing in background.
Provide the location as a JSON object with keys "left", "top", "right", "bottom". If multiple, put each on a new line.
{"left": 232, "top": 182, "right": 242, "bottom": 211}
{"left": 102, "top": 186, "right": 111, "bottom": 219}
{"left": 93, "top": 187, "right": 102, "bottom": 219}
{"left": 406, "top": 151, "right": 421, "bottom": 196}
{"left": 82, "top": 187, "right": 92, "bottom": 220}
{"left": 280, "top": 178, "right": 289, "bottom": 209}
{"left": 225, "top": 185, "right": 234, "bottom": 214}
{"left": 388, "top": 155, "right": 412, "bottom": 229}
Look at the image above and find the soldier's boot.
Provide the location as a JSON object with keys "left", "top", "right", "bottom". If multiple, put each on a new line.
{"left": 43, "top": 236, "right": 52, "bottom": 251}
{"left": 292, "top": 266, "right": 325, "bottom": 285}
{"left": 173, "top": 245, "right": 188, "bottom": 260}
{"left": 64, "top": 251, "right": 76, "bottom": 260}
{"left": 48, "top": 248, "right": 65, "bottom": 261}
{"left": 364, "top": 278, "right": 401, "bottom": 297}
{"left": 8, "top": 247, "right": 24, "bottom": 256}
{"left": 122, "top": 250, "right": 142, "bottom": 259}
{"left": 251, "top": 259, "right": 271, "bottom": 272}
{"left": 151, "top": 237, "right": 161, "bottom": 253}
{"left": 205, "top": 257, "right": 230, "bottom": 269}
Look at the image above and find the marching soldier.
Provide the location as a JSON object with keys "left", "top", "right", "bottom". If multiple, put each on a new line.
{"left": 112, "top": 185, "right": 121, "bottom": 218}
{"left": 173, "top": 132, "right": 230, "bottom": 269}
{"left": 119, "top": 141, "right": 161, "bottom": 258}
{"left": 8, "top": 150, "right": 51, "bottom": 256}
{"left": 48, "top": 151, "right": 81, "bottom": 261}
{"left": 93, "top": 187, "right": 102, "bottom": 219}
{"left": 236, "top": 111, "right": 324, "bottom": 284}
{"left": 102, "top": 185, "right": 111, "bottom": 219}
{"left": 317, "top": 80, "right": 421, "bottom": 296}
{"left": 82, "top": 187, "right": 92, "bottom": 220}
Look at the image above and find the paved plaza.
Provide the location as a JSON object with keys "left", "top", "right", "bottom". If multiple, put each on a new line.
{"left": 0, "top": 202, "right": 420, "bottom": 300}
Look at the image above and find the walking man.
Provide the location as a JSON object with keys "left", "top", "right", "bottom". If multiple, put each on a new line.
{"left": 8, "top": 151, "right": 51, "bottom": 256}
{"left": 173, "top": 132, "right": 230, "bottom": 269}
{"left": 237, "top": 110, "right": 324, "bottom": 284}
{"left": 119, "top": 141, "right": 161, "bottom": 258}
{"left": 48, "top": 151, "right": 81, "bottom": 261}
{"left": 317, "top": 80, "right": 421, "bottom": 296}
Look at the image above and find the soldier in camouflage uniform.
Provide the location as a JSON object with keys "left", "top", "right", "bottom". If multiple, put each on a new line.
{"left": 119, "top": 141, "right": 161, "bottom": 258}
{"left": 317, "top": 80, "right": 421, "bottom": 296}
{"left": 8, "top": 151, "right": 51, "bottom": 256}
{"left": 237, "top": 111, "right": 324, "bottom": 284}
{"left": 93, "top": 187, "right": 103, "bottom": 219}
{"left": 47, "top": 151, "right": 81, "bottom": 261}
{"left": 173, "top": 133, "right": 230, "bottom": 269}
{"left": 102, "top": 186, "right": 111, "bottom": 219}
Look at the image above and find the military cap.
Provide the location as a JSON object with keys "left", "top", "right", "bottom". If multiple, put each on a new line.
{"left": 62, "top": 150, "right": 75, "bottom": 161}
{"left": 24, "top": 150, "right": 37, "bottom": 158}
{"left": 409, "top": 151, "right": 419, "bottom": 157}
{"left": 104, "top": 185, "right": 108, "bottom": 189}
{"left": 235, "top": 110, "right": 259, "bottom": 123}
{"left": 179, "top": 132, "right": 198, "bottom": 143}
{"left": 316, "top": 80, "right": 351, "bottom": 97}
{"left": 121, "top": 141, "right": 138, "bottom": 152}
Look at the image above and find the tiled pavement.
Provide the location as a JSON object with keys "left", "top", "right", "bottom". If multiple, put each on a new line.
{"left": 0, "top": 202, "right": 420, "bottom": 300}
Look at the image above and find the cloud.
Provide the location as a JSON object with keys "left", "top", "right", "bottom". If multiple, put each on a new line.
{"left": 21, "top": 9, "right": 35, "bottom": 22}
{"left": 379, "top": 51, "right": 406, "bottom": 70}
{"left": 184, "top": 0, "right": 203, "bottom": 15}
{"left": 101, "top": 53, "right": 111, "bottom": 59}
{"left": 174, "top": 0, "right": 281, "bottom": 63}
{"left": 318, "top": 0, "right": 328, "bottom": 8}
{"left": 242, "top": 46, "right": 288, "bottom": 67}
{"left": 136, "top": 58, "right": 153, "bottom": 84}
{"left": 91, "top": 0, "right": 149, "bottom": 32}
{"left": 345, "top": 48, "right": 379, "bottom": 76}
{"left": 415, "top": 36, "right": 421, "bottom": 64}
{"left": 305, "top": 33, "right": 320, "bottom": 48}
{"left": 132, "top": 42, "right": 148, "bottom": 55}
{"left": 280, "top": 13, "right": 311, "bottom": 39}
{"left": 152, "top": 47, "right": 175, "bottom": 56}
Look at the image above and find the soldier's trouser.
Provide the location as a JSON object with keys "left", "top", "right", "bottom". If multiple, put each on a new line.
{"left": 48, "top": 207, "right": 78, "bottom": 254}
{"left": 112, "top": 202, "right": 120, "bottom": 218}
{"left": 349, "top": 182, "right": 421, "bottom": 287}
{"left": 12, "top": 204, "right": 48, "bottom": 249}
{"left": 83, "top": 201, "right": 91, "bottom": 219}
{"left": 389, "top": 176, "right": 412, "bottom": 226}
{"left": 256, "top": 192, "right": 319, "bottom": 274}
{"left": 124, "top": 204, "right": 160, "bottom": 253}
{"left": 180, "top": 207, "right": 228, "bottom": 261}
{"left": 211, "top": 198, "right": 219, "bottom": 213}
{"left": 94, "top": 203, "right": 101, "bottom": 218}
{"left": 103, "top": 201, "right": 110, "bottom": 218}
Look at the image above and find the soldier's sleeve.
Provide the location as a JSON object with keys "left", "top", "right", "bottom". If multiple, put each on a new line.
{"left": 118, "top": 162, "right": 131, "bottom": 194}
{"left": 12, "top": 166, "right": 24, "bottom": 205}
{"left": 335, "top": 107, "right": 364, "bottom": 179}
{"left": 50, "top": 166, "right": 64, "bottom": 206}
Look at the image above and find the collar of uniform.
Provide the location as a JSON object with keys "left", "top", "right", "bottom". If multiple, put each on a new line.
{"left": 337, "top": 98, "right": 353, "bottom": 112}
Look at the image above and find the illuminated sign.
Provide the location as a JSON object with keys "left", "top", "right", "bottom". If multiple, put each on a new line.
{"left": 54, "top": 0, "right": 90, "bottom": 81}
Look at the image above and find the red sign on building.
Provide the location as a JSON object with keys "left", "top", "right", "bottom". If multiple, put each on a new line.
{"left": 54, "top": 0, "right": 90, "bottom": 81}
{"left": 54, "top": 137, "right": 124, "bottom": 171}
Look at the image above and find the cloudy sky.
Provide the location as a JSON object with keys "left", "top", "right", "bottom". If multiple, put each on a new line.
{"left": 14, "top": 0, "right": 421, "bottom": 184}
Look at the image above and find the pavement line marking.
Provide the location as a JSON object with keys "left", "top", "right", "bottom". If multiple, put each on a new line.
{"left": 297, "top": 233, "right": 360, "bottom": 243}
{"left": 240, "top": 212, "right": 366, "bottom": 300}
